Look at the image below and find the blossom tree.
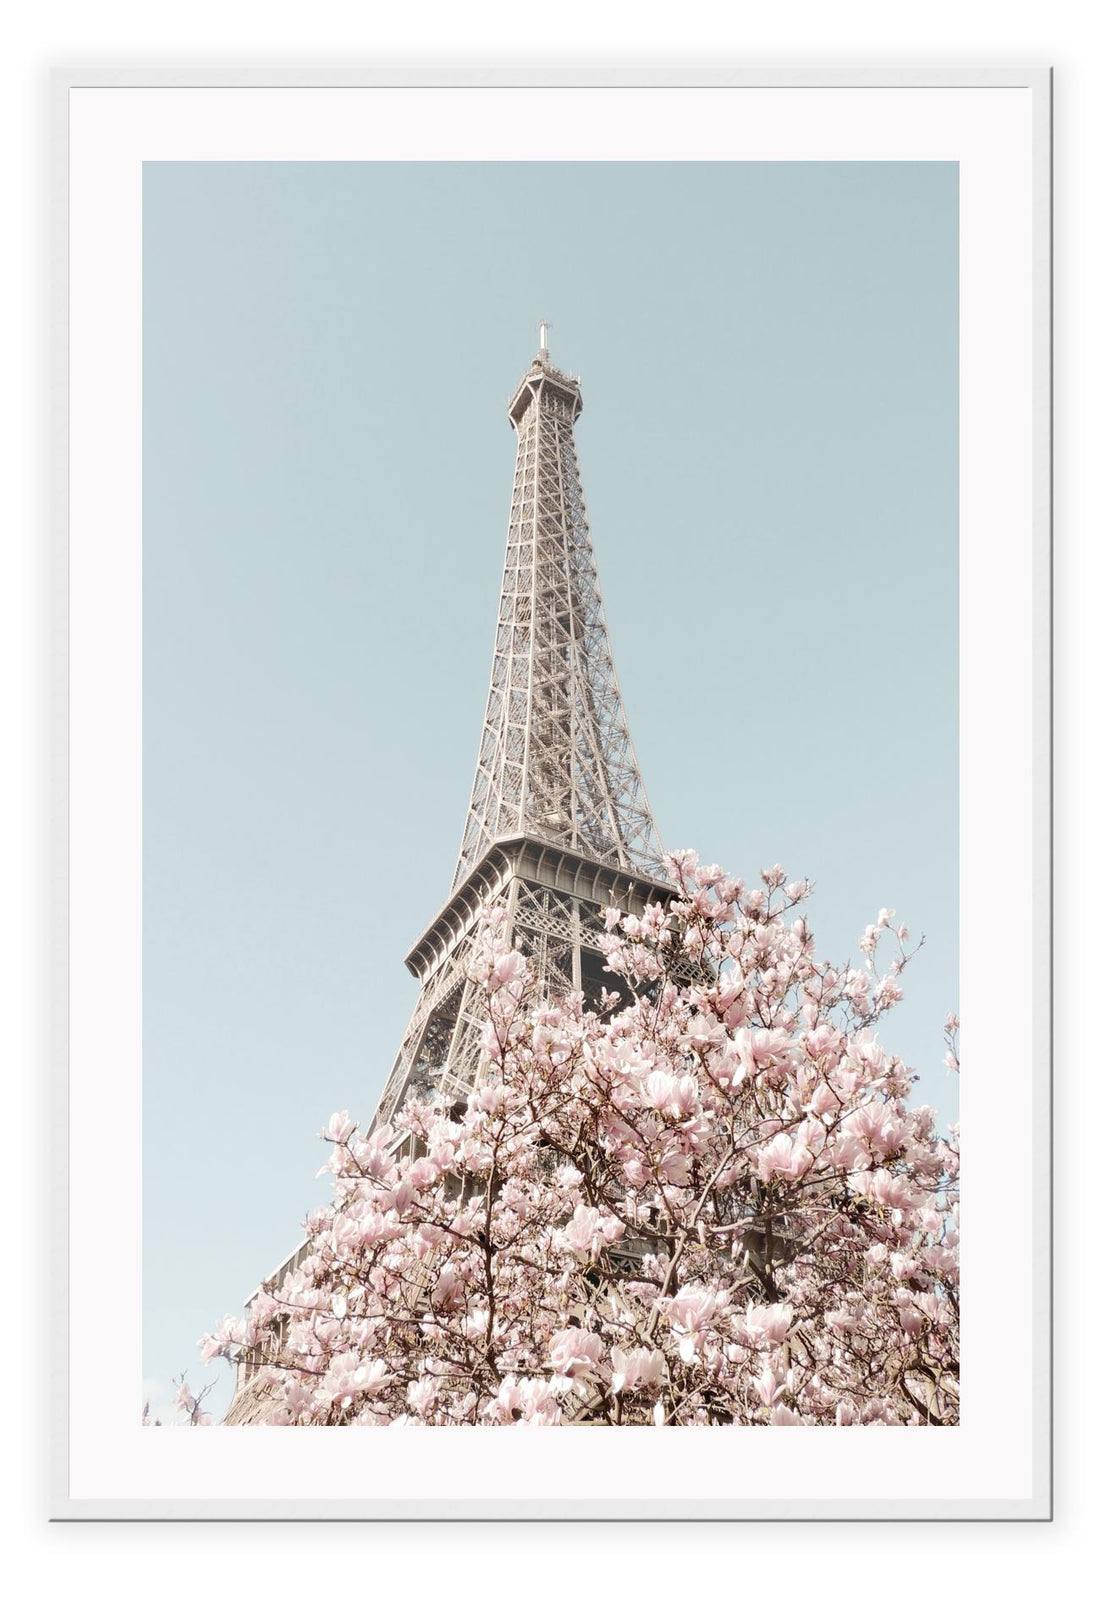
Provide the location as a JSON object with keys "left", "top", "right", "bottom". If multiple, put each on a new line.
{"left": 200, "top": 854, "right": 959, "bottom": 1427}
{"left": 143, "top": 1374, "right": 216, "bottom": 1426}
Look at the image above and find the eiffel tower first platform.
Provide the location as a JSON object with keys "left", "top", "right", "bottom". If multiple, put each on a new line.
{"left": 225, "top": 329, "right": 673, "bottom": 1418}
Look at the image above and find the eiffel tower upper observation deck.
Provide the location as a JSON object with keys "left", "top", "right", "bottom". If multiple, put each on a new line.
{"left": 370, "top": 326, "right": 673, "bottom": 1128}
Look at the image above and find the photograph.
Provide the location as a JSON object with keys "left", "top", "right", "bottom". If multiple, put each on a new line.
{"left": 140, "top": 158, "right": 962, "bottom": 1432}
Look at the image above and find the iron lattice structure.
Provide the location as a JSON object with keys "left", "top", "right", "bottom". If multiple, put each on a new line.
{"left": 228, "top": 335, "right": 673, "bottom": 1417}
{"left": 372, "top": 335, "right": 671, "bottom": 1128}
{"left": 453, "top": 348, "right": 663, "bottom": 888}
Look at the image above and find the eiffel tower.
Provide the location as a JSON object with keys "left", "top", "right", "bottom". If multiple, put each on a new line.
{"left": 371, "top": 324, "right": 671, "bottom": 1127}
{"left": 225, "top": 329, "right": 672, "bottom": 1419}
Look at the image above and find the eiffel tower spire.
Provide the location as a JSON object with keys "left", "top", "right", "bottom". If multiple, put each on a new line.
{"left": 453, "top": 331, "right": 664, "bottom": 890}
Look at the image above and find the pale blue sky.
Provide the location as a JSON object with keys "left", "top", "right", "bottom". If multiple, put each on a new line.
{"left": 143, "top": 160, "right": 957, "bottom": 1419}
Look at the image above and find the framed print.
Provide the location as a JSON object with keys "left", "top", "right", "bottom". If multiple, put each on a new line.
{"left": 56, "top": 66, "right": 1052, "bottom": 1520}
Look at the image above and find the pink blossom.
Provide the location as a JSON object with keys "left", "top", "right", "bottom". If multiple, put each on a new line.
{"left": 742, "top": 1302, "right": 793, "bottom": 1347}
{"left": 663, "top": 1286, "right": 723, "bottom": 1361}
{"left": 753, "top": 1365, "right": 783, "bottom": 1408}
{"left": 469, "top": 1082, "right": 510, "bottom": 1116}
{"left": 325, "top": 1111, "right": 356, "bottom": 1145}
{"left": 755, "top": 1131, "right": 813, "bottom": 1183}
{"left": 609, "top": 1347, "right": 665, "bottom": 1395}
{"left": 548, "top": 1328, "right": 604, "bottom": 1384}
{"left": 431, "top": 1262, "right": 463, "bottom": 1310}
{"left": 321, "top": 1353, "right": 391, "bottom": 1409}
{"left": 874, "top": 975, "right": 904, "bottom": 1008}
{"left": 732, "top": 1025, "right": 792, "bottom": 1081}
{"left": 488, "top": 949, "right": 527, "bottom": 992}
{"left": 562, "top": 1204, "right": 600, "bottom": 1255}
{"left": 641, "top": 1069, "right": 698, "bottom": 1117}
{"left": 665, "top": 849, "right": 699, "bottom": 881}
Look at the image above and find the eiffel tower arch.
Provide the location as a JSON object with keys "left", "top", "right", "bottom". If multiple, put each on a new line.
{"left": 372, "top": 333, "right": 671, "bottom": 1127}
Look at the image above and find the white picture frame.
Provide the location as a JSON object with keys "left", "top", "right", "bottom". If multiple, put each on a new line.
{"left": 54, "top": 65, "right": 1052, "bottom": 1521}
